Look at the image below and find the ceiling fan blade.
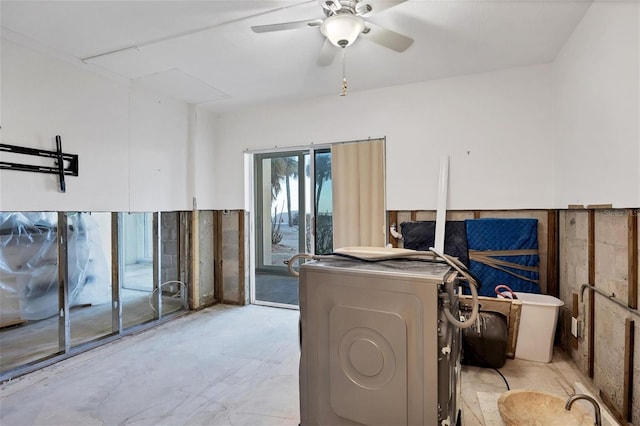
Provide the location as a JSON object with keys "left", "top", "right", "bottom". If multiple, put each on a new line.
{"left": 251, "top": 18, "right": 322, "bottom": 33}
{"left": 356, "top": 0, "right": 407, "bottom": 17}
{"left": 317, "top": 38, "right": 338, "bottom": 66}
{"left": 360, "top": 22, "right": 413, "bottom": 52}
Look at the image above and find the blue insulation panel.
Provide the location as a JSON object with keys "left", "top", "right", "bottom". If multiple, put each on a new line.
{"left": 465, "top": 218, "right": 540, "bottom": 297}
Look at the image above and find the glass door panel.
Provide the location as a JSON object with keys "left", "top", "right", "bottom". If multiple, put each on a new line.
{"left": 0, "top": 212, "right": 61, "bottom": 372}
{"left": 69, "top": 212, "right": 113, "bottom": 347}
{"left": 256, "top": 153, "right": 305, "bottom": 272}
{"left": 253, "top": 149, "right": 333, "bottom": 307}
{"left": 313, "top": 149, "right": 333, "bottom": 254}
{"left": 255, "top": 152, "right": 305, "bottom": 306}
{"left": 0, "top": 210, "right": 186, "bottom": 378}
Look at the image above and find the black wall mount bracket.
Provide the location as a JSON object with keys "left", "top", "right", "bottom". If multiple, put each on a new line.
{"left": 0, "top": 135, "right": 79, "bottom": 192}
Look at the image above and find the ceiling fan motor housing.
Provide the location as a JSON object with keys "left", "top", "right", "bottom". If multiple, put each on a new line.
{"left": 320, "top": 13, "right": 365, "bottom": 48}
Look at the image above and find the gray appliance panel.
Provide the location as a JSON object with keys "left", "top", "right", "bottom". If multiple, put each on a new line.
{"left": 299, "top": 257, "right": 459, "bottom": 426}
{"left": 302, "top": 257, "right": 453, "bottom": 281}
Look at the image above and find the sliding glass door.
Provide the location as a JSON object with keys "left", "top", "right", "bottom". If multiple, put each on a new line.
{"left": 254, "top": 148, "right": 332, "bottom": 307}
{"left": 312, "top": 149, "right": 333, "bottom": 255}
{"left": 255, "top": 152, "right": 306, "bottom": 273}
{"left": 0, "top": 210, "right": 188, "bottom": 380}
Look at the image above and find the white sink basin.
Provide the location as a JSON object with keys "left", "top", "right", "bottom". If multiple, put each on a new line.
{"left": 497, "top": 389, "right": 593, "bottom": 425}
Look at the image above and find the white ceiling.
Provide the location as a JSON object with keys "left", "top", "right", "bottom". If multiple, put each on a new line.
{"left": 1, "top": 0, "right": 592, "bottom": 112}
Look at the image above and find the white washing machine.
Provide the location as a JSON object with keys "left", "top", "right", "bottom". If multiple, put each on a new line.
{"left": 299, "top": 256, "right": 462, "bottom": 426}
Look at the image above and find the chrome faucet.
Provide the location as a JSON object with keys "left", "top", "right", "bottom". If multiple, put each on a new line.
{"left": 565, "top": 394, "right": 602, "bottom": 426}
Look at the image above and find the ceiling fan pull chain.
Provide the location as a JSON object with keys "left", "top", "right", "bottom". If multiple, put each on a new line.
{"left": 340, "top": 49, "right": 348, "bottom": 96}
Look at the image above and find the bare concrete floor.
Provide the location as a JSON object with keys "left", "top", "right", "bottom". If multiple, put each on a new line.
{"left": 0, "top": 304, "right": 617, "bottom": 426}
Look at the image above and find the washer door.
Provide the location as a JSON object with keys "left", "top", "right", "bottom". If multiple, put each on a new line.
{"left": 329, "top": 305, "right": 407, "bottom": 425}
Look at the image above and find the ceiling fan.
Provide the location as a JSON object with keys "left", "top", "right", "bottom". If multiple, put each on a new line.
{"left": 251, "top": 0, "right": 413, "bottom": 66}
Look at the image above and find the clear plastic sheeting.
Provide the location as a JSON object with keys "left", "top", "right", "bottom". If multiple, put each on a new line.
{"left": 0, "top": 212, "right": 110, "bottom": 323}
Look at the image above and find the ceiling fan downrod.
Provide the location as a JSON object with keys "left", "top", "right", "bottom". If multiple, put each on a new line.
{"left": 340, "top": 49, "right": 348, "bottom": 96}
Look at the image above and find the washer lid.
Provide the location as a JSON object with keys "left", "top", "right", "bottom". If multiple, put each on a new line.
{"left": 333, "top": 246, "right": 435, "bottom": 261}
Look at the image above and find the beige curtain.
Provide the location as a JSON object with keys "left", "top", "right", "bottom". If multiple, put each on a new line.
{"left": 331, "top": 138, "right": 386, "bottom": 249}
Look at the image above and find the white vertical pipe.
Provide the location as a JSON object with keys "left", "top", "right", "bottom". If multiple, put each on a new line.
{"left": 433, "top": 156, "right": 449, "bottom": 253}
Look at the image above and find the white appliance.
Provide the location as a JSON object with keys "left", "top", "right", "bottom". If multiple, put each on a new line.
{"left": 299, "top": 257, "right": 462, "bottom": 426}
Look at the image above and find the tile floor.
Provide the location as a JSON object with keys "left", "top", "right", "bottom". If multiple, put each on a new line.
{"left": 0, "top": 304, "right": 618, "bottom": 426}
{"left": 0, "top": 289, "right": 184, "bottom": 373}
{"left": 254, "top": 272, "right": 299, "bottom": 306}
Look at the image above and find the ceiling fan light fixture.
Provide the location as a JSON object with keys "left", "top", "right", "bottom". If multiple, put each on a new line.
{"left": 320, "top": 14, "right": 364, "bottom": 48}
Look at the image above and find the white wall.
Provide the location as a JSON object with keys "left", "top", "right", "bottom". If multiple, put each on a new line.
{"left": 552, "top": 1, "right": 640, "bottom": 208}
{"left": 191, "top": 108, "right": 218, "bottom": 210}
{"left": 1, "top": 39, "right": 129, "bottom": 211}
{"left": 0, "top": 39, "right": 216, "bottom": 212}
{"left": 128, "top": 88, "right": 190, "bottom": 211}
{"left": 216, "top": 64, "right": 555, "bottom": 211}
{"left": 216, "top": 1, "right": 639, "bottom": 211}
{"left": 3, "top": 0, "right": 637, "bottom": 213}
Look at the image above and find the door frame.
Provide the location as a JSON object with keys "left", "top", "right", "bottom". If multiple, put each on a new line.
{"left": 254, "top": 150, "right": 307, "bottom": 275}
{"left": 247, "top": 144, "right": 330, "bottom": 307}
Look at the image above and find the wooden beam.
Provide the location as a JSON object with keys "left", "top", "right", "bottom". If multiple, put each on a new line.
{"left": 152, "top": 212, "right": 160, "bottom": 319}
{"left": 629, "top": 210, "right": 638, "bottom": 309}
{"left": 547, "top": 210, "right": 559, "bottom": 297}
{"left": 111, "top": 212, "right": 122, "bottom": 334}
{"left": 410, "top": 210, "right": 417, "bottom": 221}
{"left": 599, "top": 390, "right": 625, "bottom": 425}
{"left": 239, "top": 210, "right": 246, "bottom": 305}
{"left": 214, "top": 211, "right": 224, "bottom": 303}
{"left": 57, "top": 212, "right": 70, "bottom": 354}
{"left": 473, "top": 210, "right": 481, "bottom": 219}
{"left": 179, "top": 211, "right": 192, "bottom": 309}
{"left": 572, "top": 293, "right": 579, "bottom": 350}
{"left": 586, "top": 204, "right": 613, "bottom": 209}
{"left": 588, "top": 209, "right": 595, "bottom": 378}
{"left": 190, "top": 210, "right": 200, "bottom": 310}
{"left": 211, "top": 212, "right": 219, "bottom": 305}
{"left": 623, "top": 318, "right": 635, "bottom": 422}
{"left": 388, "top": 211, "right": 399, "bottom": 247}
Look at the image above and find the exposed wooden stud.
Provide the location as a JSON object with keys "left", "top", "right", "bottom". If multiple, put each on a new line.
{"left": 152, "top": 212, "right": 161, "bottom": 319}
{"left": 212, "top": 211, "right": 219, "bottom": 302}
{"left": 178, "top": 211, "right": 192, "bottom": 309}
{"left": 473, "top": 210, "right": 481, "bottom": 219}
{"left": 623, "top": 318, "right": 635, "bottom": 422}
{"left": 572, "top": 293, "right": 579, "bottom": 350}
{"left": 239, "top": 210, "right": 246, "bottom": 305}
{"left": 57, "top": 212, "right": 70, "bottom": 354}
{"left": 586, "top": 204, "right": 613, "bottom": 209}
{"left": 214, "top": 210, "right": 224, "bottom": 303}
{"left": 588, "top": 209, "right": 595, "bottom": 378}
{"left": 410, "top": 210, "right": 417, "bottom": 221}
{"left": 629, "top": 210, "right": 638, "bottom": 309}
{"left": 547, "top": 210, "right": 559, "bottom": 297}
{"left": 388, "top": 211, "right": 399, "bottom": 247}
{"left": 111, "top": 213, "right": 122, "bottom": 334}
{"left": 599, "top": 390, "right": 625, "bottom": 425}
{"left": 191, "top": 210, "right": 200, "bottom": 310}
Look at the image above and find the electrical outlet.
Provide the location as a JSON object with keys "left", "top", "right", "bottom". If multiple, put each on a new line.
{"left": 571, "top": 317, "right": 579, "bottom": 338}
